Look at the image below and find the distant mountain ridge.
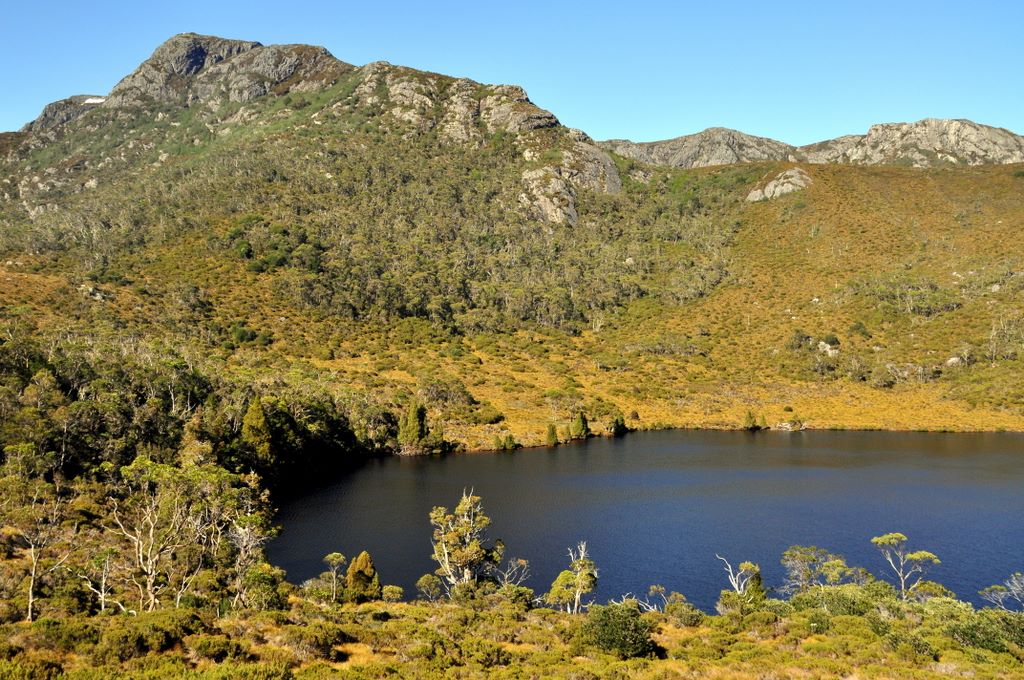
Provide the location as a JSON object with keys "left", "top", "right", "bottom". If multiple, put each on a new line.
{"left": 13, "top": 33, "right": 1024, "bottom": 172}
{"left": 601, "top": 119, "right": 1024, "bottom": 169}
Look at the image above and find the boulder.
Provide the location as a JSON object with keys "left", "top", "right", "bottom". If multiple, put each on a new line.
{"left": 746, "top": 167, "right": 812, "bottom": 202}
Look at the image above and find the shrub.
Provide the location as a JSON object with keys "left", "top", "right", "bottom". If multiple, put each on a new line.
{"left": 666, "top": 600, "right": 705, "bottom": 627}
{"left": 807, "top": 610, "right": 832, "bottom": 634}
{"left": 886, "top": 631, "right": 937, "bottom": 661}
{"left": 382, "top": 585, "right": 404, "bottom": 603}
{"left": 584, "top": 602, "right": 657, "bottom": 659}
{"left": 25, "top": 617, "right": 99, "bottom": 653}
{"left": 92, "top": 610, "right": 207, "bottom": 664}
{"left": 185, "top": 634, "right": 250, "bottom": 662}
{"left": 948, "top": 611, "right": 1010, "bottom": 653}
{"left": 281, "top": 622, "right": 350, "bottom": 661}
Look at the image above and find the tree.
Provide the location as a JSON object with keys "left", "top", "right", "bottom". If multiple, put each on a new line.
{"left": 75, "top": 545, "right": 128, "bottom": 614}
{"left": 715, "top": 554, "right": 766, "bottom": 614}
{"left": 980, "top": 572, "right": 1024, "bottom": 611}
{"left": 241, "top": 397, "right": 272, "bottom": 467}
{"left": 545, "top": 541, "right": 598, "bottom": 614}
{"left": 584, "top": 601, "right": 656, "bottom": 659}
{"left": 346, "top": 550, "right": 381, "bottom": 602}
{"left": 429, "top": 490, "right": 503, "bottom": 595}
{"left": 397, "top": 401, "right": 429, "bottom": 454}
{"left": 323, "top": 552, "right": 347, "bottom": 603}
{"left": 717, "top": 554, "right": 760, "bottom": 595}
{"left": 545, "top": 423, "right": 559, "bottom": 446}
{"left": 109, "top": 456, "right": 246, "bottom": 612}
{"left": 871, "top": 532, "right": 940, "bottom": 600}
{"left": 382, "top": 585, "right": 403, "bottom": 602}
{"left": 416, "top": 573, "right": 442, "bottom": 601}
{"left": 569, "top": 412, "right": 590, "bottom": 440}
{"left": 780, "top": 545, "right": 853, "bottom": 595}
{"left": 178, "top": 411, "right": 213, "bottom": 466}
{"left": 227, "top": 473, "right": 276, "bottom": 610}
{"left": 0, "top": 474, "right": 71, "bottom": 621}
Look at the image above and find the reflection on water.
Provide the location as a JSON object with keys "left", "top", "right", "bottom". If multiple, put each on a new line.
{"left": 268, "top": 430, "right": 1024, "bottom": 611}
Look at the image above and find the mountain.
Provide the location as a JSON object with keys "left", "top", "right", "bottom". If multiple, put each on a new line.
{"left": 602, "top": 119, "right": 1024, "bottom": 169}
{"left": 601, "top": 128, "right": 794, "bottom": 168}
{"left": 800, "top": 118, "right": 1024, "bottom": 166}
{"left": 2, "top": 33, "right": 1024, "bottom": 453}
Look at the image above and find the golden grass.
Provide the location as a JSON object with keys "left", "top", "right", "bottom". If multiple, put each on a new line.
{"left": 5, "top": 164, "right": 1024, "bottom": 450}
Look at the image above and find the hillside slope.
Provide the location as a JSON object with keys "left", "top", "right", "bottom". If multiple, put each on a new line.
{"left": 2, "top": 33, "right": 1024, "bottom": 452}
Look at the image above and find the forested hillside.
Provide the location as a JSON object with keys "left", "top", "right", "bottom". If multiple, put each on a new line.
{"left": 0, "top": 31, "right": 1023, "bottom": 679}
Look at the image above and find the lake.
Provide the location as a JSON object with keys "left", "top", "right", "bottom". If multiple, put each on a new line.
{"left": 267, "top": 430, "right": 1024, "bottom": 611}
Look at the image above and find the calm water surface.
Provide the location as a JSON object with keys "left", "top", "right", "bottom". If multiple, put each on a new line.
{"left": 268, "top": 430, "right": 1024, "bottom": 611}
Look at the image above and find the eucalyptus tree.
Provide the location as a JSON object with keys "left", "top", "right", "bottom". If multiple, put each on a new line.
{"left": 323, "top": 552, "right": 347, "bottom": 603}
{"left": 428, "top": 490, "right": 503, "bottom": 595}
{"left": 0, "top": 472, "right": 71, "bottom": 621}
{"left": 545, "top": 541, "right": 598, "bottom": 614}
{"left": 780, "top": 545, "right": 854, "bottom": 595}
{"left": 980, "top": 572, "right": 1024, "bottom": 611}
{"left": 871, "top": 532, "right": 941, "bottom": 600}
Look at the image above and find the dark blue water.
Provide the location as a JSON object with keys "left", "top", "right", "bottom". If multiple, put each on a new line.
{"left": 268, "top": 430, "right": 1024, "bottom": 611}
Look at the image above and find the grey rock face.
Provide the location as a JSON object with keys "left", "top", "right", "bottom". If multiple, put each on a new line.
{"left": 104, "top": 33, "right": 348, "bottom": 108}
{"left": 192, "top": 44, "right": 344, "bottom": 104}
{"left": 602, "top": 128, "right": 794, "bottom": 168}
{"left": 480, "top": 85, "right": 559, "bottom": 134}
{"left": 520, "top": 168, "right": 578, "bottom": 227}
{"left": 799, "top": 119, "right": 1024, "bottom": 167}
{"left": 105, "top": 33, "right": 261, "bottom": 107}
{"left": 605, "top": 120, "right": 1024, "bottom": 169}
{"left": 438, "top": 79, "right": 482, "bottom": 144}
{"left": 562, "top": 140, "right": 622, "bottom": 194}
{"left": 21, "top": 95, "right": 106, "bottom": 133}
{"left": 746, "top": 167, "right": 811, "bottom": 202}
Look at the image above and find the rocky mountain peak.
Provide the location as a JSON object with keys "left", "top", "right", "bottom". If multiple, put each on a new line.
{"left": 601, "top": 128, "right": 794, "bottom": 169}
{"left": 20, "top": 95, "right": 106, "bottom": 133}
{"left": 603, "top": 118, "right": 1024, "bottom": 169}
{"left": 103, "top": 33, "right": 349, "bottom": 108}
{"left": 802, "top": 118, "right": 1024, "bottom": 167}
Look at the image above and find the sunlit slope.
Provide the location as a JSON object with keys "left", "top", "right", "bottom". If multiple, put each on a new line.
{"left": 3, "top": 159, "right": 1023, "bottom": 448}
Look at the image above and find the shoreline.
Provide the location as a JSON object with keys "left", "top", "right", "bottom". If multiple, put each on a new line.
{"left": 441, "top": 421, "right": 1024, "bottom": 456}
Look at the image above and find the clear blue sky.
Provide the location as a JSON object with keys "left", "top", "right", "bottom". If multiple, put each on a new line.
{"left": 2, "top": 0, "right": 1022, "bottom": 144}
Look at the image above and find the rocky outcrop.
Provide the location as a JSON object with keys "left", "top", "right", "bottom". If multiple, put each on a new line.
{"left": 438, "top": 79, "right": 482, "bottom": 144}
{"left": 104, "top": 33, "right": 350, "bottom": 108}
{"left": 344, "top": 64, "right": 618, "bottom": 225}
{"left": 799, "top": 119, "right": 1024, "bottom": 167}
{"left": 191, "top": 44, "right": 345, "bottom": 104}
{"left": 604, "top": 120, "right": 1024, "bottom": 169}
{"left": 520, "top": 167, "right": 578, "bottom": 227}
{"left": 479, "top": 85, "right": 559, "bottom": 135}
{"left": 602, "top": 128, "right": 794, "bottom": 168}
{"left": 745, "top": 167, "right": 811, "bottom": 202}
{"left": 21, "top": 95, "right": 106, "bottom": 133}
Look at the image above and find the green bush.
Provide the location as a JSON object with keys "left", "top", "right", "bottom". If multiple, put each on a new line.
{"left": 584, "top": 602, "right": 657, "bottom": 659}
{"left": 282, "top": 622, "right": 350, "bottom": 661}
{"left": 25, "top": 617, "right": 99, "bottom": 653}
{"left": 886, "top": 631, "right": 937, "bottom": 661}
{"left": 665, "top": 601, "right": 705, "bottom": 627}
{"left": 382, "top": 585, "right": 404, "bottom": 603}
{"left": 92, "top": 609, "right": 207, "bottom": 664}
{"left": 947, "top": 611, "right": 1010, "bottom": 653}
{"left": 185, "top": 633, "right": 250, "bottom": 662}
